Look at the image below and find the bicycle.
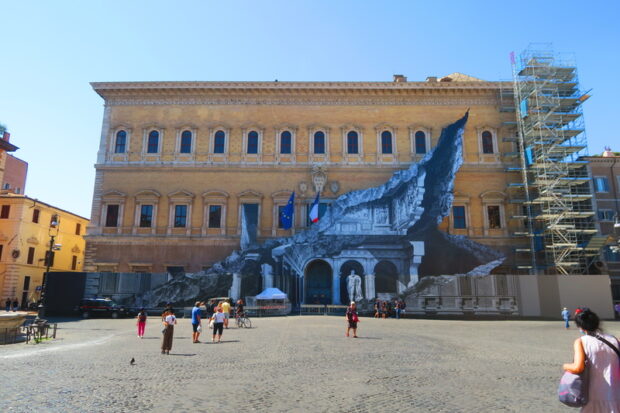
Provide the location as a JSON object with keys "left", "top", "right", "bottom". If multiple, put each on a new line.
{"left": 235, "top": 313, "right": 252, "bottom": 328}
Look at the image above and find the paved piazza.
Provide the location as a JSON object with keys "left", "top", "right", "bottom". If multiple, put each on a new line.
{"left": 2, "top": 316, "right": 619, "bottom": 412}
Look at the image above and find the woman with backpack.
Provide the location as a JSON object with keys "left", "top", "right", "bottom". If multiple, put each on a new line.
{"left": 136, "top": 308, "right": 147, "bottom": 338}
{"left": 562, "top": 308, "right": 620, "bottom": 411}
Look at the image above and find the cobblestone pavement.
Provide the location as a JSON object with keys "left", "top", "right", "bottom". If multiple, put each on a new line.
{"left": 2, "top": 315, "right": 619, "bottom": 412}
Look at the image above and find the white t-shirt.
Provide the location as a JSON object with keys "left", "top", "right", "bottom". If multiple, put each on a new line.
{"left": 165, "top": 315, "right": 176, "bottom": 325}
{"left": 212, "top": 312, "right": 226, "bottom": 323}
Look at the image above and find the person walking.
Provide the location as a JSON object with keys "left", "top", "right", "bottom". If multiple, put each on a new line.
{"left": 395, "top": 299, "right": 401, "bottom": 319}
{"left": 561, "top": 307, "right": 570, "bottom": 329}
{"left": 136, "top": 308, "right": 147, "bottom": 338}
{"left": 211, "top": 305, "right": 226, "bottom": 343}
{"left": 5, "top": 298, "right": 10, "bottom": 312}
{"left": 562, "top": 308, "right": 620, "bottom": 412}
{"left": 345, "top": 301, "right": 360, "bottom": 338}
{"left": 191, "top": 301, "right": 202, "bottom": 343}
{"left": 221, "top": 299, "right": 231, "bottom": 329}
{"left": 12, "top": 298, "right": 18, "bottom": 312}
{"left": 374, "top": 300, "right": 380, "bottom": 318}
{"left": 161, "top": 309, "right": 177, "bottom": 355}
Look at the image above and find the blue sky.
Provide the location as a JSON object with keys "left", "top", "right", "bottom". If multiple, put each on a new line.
{"left": 1, "top": 0, "right": 619, "bottom": 217}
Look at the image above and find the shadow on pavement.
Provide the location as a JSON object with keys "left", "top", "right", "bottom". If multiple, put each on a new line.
{"left": 168, "top": 353, "right": 196, "bottom": 357}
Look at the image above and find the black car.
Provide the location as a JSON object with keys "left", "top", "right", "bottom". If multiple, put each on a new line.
{"left": 77, "top": 298, "right": 132, "bottom": 319}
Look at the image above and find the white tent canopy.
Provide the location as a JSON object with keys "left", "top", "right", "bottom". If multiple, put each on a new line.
{"left": 256, "top": 288, "right": 288, "bottom": 300}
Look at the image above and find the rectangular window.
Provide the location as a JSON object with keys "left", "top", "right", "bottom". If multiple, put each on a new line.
{"left": 0, "top": 245, "right": 3, "bottom": 260}
{"left": 597, "top": 210, "right": 615, "bottom": 221}
{"left": 482, "top": 135, "right": 494, "bottom": 154}
{"left": 594, "top": 177, "right": 610, "bottom": 193}
{"left": 105, "top": 205, "right": 119, "bottom": 227}
{"left": 314, "top": 134, "right": 325, "bottom": 154}
{"left": 23, "top": 276, "right": 30, "bottom": 291}
{"left": 27, "top": 247, "right": 35, "bottom": 265}
{"left": 208, "top": 205, "right": 222, "bottom": 228}
{"left": 75, "top": 223, "right": 81, "bottom": 235}
{"left": 140, "top": 205, "right": 153, "bottom": 228}
{"left": 307, "top": 203, "right": 328, "bottom": 226}
{"left": 72, "top": 255, "right": 78, "bottom": 270}
{"left": 453, "top": 206, "right": 467, "bottom": 229}
{"left": 347, "top": 135, "right": 358, "bottom": 154}
{"left": 0, "top": 205, "right": 10, "bottom": 219}
{"left": 174, "top": 205, "right": 187, "bottom": 228}
{"left": 278, "top": 205, "right": 286, "bottom": 229}
{"left": 487, "top": 205, "right": 501, "bottom": 229}
{"left": 415, "top": 136, "right": 426, "bottom": 154}
{"left": 382, "top": 135, "right": 393, "bottom": 154}
{"left": 180, "top": 134, "right": 192, "bottom": 153}
{"left": 32, "top": 209, "right": 40, "bottom": 223}
{"left": 214, "top": 133, "right": 226, "bottom": 154}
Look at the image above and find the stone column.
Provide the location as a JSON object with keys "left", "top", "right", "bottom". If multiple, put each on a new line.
{"left": 332, "top": 272, "right": 341, "bottom": 305}
{"left": 229, "top": 272, "right": 241, "bottom": 301}
{"left": 408, "top": 241, "right": 425, "bottom": 287}
{"left": 364, "top": 273, "right": 375, "bottom": 301}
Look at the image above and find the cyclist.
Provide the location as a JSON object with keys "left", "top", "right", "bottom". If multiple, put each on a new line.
{"left": 235, "top": 298, "right": 245, "bottom": 319}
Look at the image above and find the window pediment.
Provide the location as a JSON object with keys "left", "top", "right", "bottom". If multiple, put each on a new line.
{"left": 203, "top": 190, "right": 229, "bottom": 199}
{"left": 102, "top": 190, "right": 127, "bottom": 200}
{"left": 135, "top": 189, "right": 161, "bottom": 200}
{"left": 168, "top": 189, "right": 194, "bottom": 200}
{"left": 274, "top": 123, "right": 298, "bottom": 132}
{"left": 27, "top": 236, "right": 39, "bottom": 245}
{"left": 112, "top": 124, "right": 133, "bottom": 133}
{"left": 375, "top": 122, "right": 397, "bottom": 132}
{"left": 480, "top": 190, "right": 506, "bottom": 200}
{"left": 340, "top": 124, "right": 363, "bottom": 133}
{"left": 271, "top": 190, "right": 293, "bottom": 200}
{"left": 237, "top": 189, "right": 263, "bottom": 199}
{"left": 307, "top": 123, "right": 330, "bottom": 132}
{"left": 72, "top": 245, "right": 81, "bottom": 253}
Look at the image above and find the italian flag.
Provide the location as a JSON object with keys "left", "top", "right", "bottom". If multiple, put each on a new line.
{"left": 309, "top": 192, "right": 320, "bottom": 223}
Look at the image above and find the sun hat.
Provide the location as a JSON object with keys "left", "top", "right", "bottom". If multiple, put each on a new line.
{"left": 350, "top": 301, "right": 355, "bottom": 305}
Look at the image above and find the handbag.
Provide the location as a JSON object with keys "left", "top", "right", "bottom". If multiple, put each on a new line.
{"left": 208, "top": 319, "right": 214, "bottom": 329}
{"left": 558, "top": 334, "right": 620, "bottom": 407}
{"left": 558, "top": 368, "right": 588, "bottom": 407}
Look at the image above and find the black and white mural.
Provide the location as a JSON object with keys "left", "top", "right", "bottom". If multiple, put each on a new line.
{"left": 139, "top": 112, "right": 504, "bottom": 308}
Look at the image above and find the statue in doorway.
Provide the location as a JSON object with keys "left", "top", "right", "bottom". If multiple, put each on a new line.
{"left": 346, "top": 269, "right": 363, "bottom": 302}
{"left": 261, "top": 263, "right": 274, "bottom": 290}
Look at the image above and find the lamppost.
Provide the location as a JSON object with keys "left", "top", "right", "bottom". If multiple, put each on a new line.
{"left": 37, "top": 214, "right": 60, "bottom": 319}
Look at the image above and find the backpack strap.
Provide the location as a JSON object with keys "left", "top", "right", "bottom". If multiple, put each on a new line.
{"left": 595, "top": 334, "right": 620, "bottom": 359}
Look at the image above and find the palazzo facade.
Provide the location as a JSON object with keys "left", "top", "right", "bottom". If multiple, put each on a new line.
{"left": 86, "top": 74, "right": 523, "bottom": 301}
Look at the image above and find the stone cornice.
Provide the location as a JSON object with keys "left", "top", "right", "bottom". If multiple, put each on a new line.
{"left": 91, "top": 80, "right": 508, "bottom": 106}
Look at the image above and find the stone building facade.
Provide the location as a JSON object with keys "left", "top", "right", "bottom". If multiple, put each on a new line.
{"left": 584, "top": 150, "right": 620, "bottom": 300}
{"left": 0, "top": 194, "right": 89, "bottom": 307}
{"left": 86, "top": 75, "right": 523, "bottom": 286}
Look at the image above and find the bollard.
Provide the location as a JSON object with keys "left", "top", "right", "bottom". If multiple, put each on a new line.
{"left": 53, "top": 323, "right": 57, "bottom": 339}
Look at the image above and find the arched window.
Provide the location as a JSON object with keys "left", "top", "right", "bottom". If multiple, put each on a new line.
{"left": 314, "top": 131, "right": 325, "bottom": 154}
{"left": 482, "top": 130, "right": 494, "bottom": 154}
{"left": 115, "top": 130, "right": 126, "bottom": 153}
{"left": 214, "top": 130, "right": 226, "bottom": 154}
{"left": 347, "top": 131, "right": 358, "bottom": 154}
{"left": 415, "top": 131, "right": 427, "bottom": 154}
{"left": 280, "top": 131, "right": 292, "bottom": 154}
{"left": 180, "top": 130, "right": 192, "bottom": 153}
{"left": 247, "top": 131, "right": 259, "bottom": 154}
{"left": 147, "top": 130, "right": 159, "bottom": 153}
{"left": 381, "top": 131, "right": 392, "bottom": 154}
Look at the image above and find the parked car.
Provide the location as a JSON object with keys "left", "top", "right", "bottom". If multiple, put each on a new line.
{"left": 77, "top": 298, "right": 133, "bottom": 319}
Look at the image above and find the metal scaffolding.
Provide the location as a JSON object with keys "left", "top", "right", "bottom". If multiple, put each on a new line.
{"left": 504, "top": 44, "right": 597, "bottom": 274}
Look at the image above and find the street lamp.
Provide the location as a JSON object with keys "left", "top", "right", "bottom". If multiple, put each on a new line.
{"left": 37, "top": 214, "right": 60, "bottom": 319}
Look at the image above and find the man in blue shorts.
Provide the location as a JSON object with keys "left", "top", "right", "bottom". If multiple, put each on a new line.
{"left": 191, "top": 301, "right": 203, "bottom": 343}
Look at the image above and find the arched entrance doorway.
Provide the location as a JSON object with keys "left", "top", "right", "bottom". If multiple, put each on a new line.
{"left": 305, "top": 260, "right": 332, "bottom": 305}
{"left": 339, "top": 260, "right": 364, "bottom": 304}
{"left": 375, "top": 260, "right": 398, "bottom": 298}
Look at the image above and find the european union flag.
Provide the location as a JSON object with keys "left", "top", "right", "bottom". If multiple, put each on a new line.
{"left": 280, "top": 192, "right": 295, "bottom": 230}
